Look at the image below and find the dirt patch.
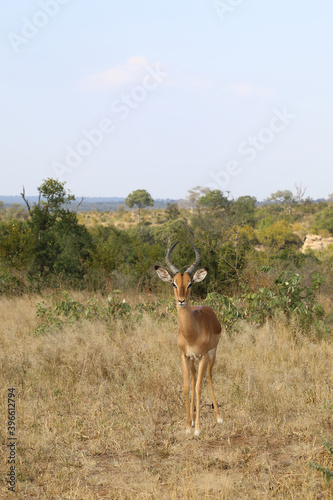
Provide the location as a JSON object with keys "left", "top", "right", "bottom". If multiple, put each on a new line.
{"left": 301, "top": 234, "right": 333, "bottom": 252}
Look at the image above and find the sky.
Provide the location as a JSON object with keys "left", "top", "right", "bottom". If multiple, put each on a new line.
{"left": 0, "top": 0, "right": 332, "bottom": 201}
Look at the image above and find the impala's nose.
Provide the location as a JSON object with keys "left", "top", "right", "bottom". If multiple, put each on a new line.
{"left": 178, "top": 298, "right": 186, "bottom": 307}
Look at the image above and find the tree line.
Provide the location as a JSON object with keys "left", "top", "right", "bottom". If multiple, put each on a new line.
{"left": 1, "top": 179, "right": 333, "bottom": 299}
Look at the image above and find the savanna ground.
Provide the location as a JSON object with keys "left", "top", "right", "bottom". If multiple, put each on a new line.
{"left": 0, "top": 291, "right": 333, "bottom": 499}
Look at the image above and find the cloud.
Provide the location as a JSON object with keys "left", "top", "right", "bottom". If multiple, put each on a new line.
{"left": 84, "top": 56, "right": 153, "bottom": 90}
{"left": 229, "top": 84, "right": 253, "bottom": 96}
{"left": 164, "top": 69, "right": 215, "bottom": 91}
{"left": 222, "top": 84, "right": 276, "bottom": 98}
{"left": 84, "top": 57, "right": 215, "bottom": 93}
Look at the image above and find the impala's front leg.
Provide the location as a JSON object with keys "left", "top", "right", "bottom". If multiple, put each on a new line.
{"left": 190, "top": 361, "right": 196, "bottom": 427}
{"left": 181, "top": 354, "right": 191, "bottom": 433}
{"left": 195, "top": 355, "right": 208, "bottom": 437}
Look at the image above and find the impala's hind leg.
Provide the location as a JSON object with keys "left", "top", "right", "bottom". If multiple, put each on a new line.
{"left": 194, "top": 355, "right": 209, "bottom": 437}
{"left": 207, "top": 349, "right": 223, "bottom": 424}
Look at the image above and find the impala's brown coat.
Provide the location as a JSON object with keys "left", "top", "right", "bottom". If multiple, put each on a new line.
{"left": 155, "top": 251, "right": 223, "bottom": 436}
{"left": 173, "top": 273, "right": 221, "bottom": 357}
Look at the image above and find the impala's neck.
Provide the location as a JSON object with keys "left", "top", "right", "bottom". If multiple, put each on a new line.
{"left": 176, "top": 301, "right": 198, "bottom": 340}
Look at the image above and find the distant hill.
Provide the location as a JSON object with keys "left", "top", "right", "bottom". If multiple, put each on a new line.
{"left": 0, "top": 196, "right": 27, "bottom": 205}
{"left": 0, "top": 195, "right": 179, "bottom": 212}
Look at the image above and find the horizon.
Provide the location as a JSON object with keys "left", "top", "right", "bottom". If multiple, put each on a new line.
{"left": 0, "top": 188, "right": 328, "bottom": 205}
{"left": 1, "top": 2, "right": 332, "bottom": 199}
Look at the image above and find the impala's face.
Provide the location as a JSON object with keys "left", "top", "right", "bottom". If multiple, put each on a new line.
{"left": 172, "top": 272, "right": 192, "bottom": 308}
{"left": 155, "top": 267, "right": 208, "bottom": 308}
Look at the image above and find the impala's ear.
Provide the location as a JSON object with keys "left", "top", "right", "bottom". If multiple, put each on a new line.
{"left": 192, "top": 268, "right": 208, "bottom": 283}
{"left": 155, "top": 266, "right": 174, "bottom": 283}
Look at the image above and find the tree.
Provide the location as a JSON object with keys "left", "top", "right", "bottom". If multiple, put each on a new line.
{"left": 165, "top": 202, "right": 180, "bottom": 220}
{"left": 125, "top": 189, "right": 154, "bottom": 222}
{"left": 199, "top": 189, "right": 229, "bottom": 210}
{"left": 38, "top": 178, "right": 75, "bottom": 210}
{"left": 294, "top": 183, "right": 307, "bottom": 204}
{"left": 231, "top": 196, "right": 257, "bottom": 226}
{"left": 267, "top": 190, "right": 294, "bottom": 205}
{"left": 21, "top": 179, "right": 92, "bottom": 277}
{"left": 186, "top": 186, "right": 210, "bottom": 211}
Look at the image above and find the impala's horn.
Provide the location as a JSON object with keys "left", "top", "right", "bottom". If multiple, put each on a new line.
{"left": 185, "top": 243, "right": 201, "bottom": 275}
{"left": 165, "top": 242, "right": 180, "bottom": 275}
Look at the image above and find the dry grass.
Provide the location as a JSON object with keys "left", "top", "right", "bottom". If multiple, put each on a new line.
{"left": 0, "top": 293, "right": 333, "bottom": 499}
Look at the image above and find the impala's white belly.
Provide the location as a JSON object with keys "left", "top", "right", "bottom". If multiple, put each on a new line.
{"left": 186, "top": 352, "right": 202, "bottom": 361}
{"left": 185, "top": 348, "right": 216, "bottom": 361}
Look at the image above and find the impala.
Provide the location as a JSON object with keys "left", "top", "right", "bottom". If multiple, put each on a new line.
{"left": 155, "top": 242, "right": 222, "bottom": 436}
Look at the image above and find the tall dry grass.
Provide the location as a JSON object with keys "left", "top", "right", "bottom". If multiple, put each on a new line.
{"left": 0, "top": 292, "right": 332, "bottom": 499}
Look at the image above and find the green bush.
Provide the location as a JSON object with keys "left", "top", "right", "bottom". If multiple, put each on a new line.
{"left": 258, "top": 220, "right": 302, "bottom": 251}
{"left": 202, "top": 270, "right": 329, "bottom": 336}
{"left": 312, "top": 206, "right": 333, "bottom": 234}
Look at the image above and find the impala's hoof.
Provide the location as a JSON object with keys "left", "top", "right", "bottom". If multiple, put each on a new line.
{"left": 194, "top": 429, "right": 200, "bottom": 437}
{"left": 217, "top": 417, "right": 223, "bottom": 424}
{"left": 186, "top": 427, "right": 191, "bottom": 435}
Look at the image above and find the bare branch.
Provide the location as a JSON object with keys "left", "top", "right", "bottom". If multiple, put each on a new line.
{"left": 20, "top": 186, "right": 31, "bottom": 213}
{"left": 294, "top": 182, "right": 307, "bottom": 203}
{"left": 75, "top": 197, "right": 85, "bottom": 213}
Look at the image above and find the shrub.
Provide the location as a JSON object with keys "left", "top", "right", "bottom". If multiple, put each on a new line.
{"left": 259, "top": 220, "right": 302, "bottom": 250}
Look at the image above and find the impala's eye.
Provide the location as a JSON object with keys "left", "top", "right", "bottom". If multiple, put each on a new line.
{"left": 187, "top": 282, "right": 192, "bottom": 288}
{"left": 172, "top": 282, "right": 177, "bottom": 288}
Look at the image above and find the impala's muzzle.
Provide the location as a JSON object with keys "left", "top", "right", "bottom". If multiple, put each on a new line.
{"left": 177, "top": 286, "right": 186, "bottom": 307}
{"left": 177, "top": 286, "right": 187, "bottom": 308}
